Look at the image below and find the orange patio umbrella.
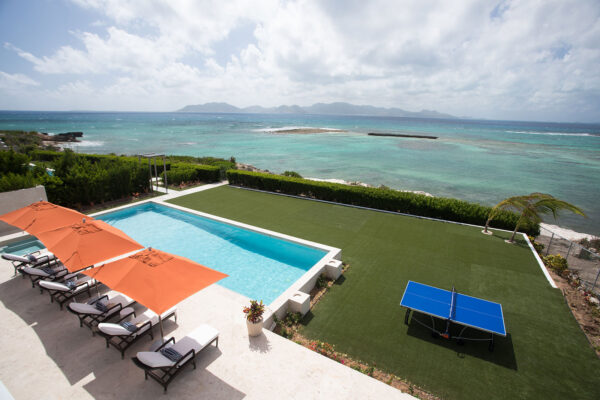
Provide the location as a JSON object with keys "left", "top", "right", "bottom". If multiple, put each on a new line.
{"left": 83, "top": 247, "right": 228, "bottom": 337}
{"left": 35, "top": 218, "right": 144, "bottom": 272}
{"left": 0, "top": 201, "right": 90, "bottom": 236}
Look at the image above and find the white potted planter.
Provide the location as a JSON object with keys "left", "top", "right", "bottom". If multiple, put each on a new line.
{"left": 243, "top": 300, "right": 265, "bottom": 337}
{"left": 246, "top": 317, "right": 264, "bottom": 337}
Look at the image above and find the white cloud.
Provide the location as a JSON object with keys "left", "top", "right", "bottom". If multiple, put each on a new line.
{"left": 0, "top": 70, "right": 40, "bottom": 88}
{"left": 2, "top": 0, "right": 599, "bottom": 121}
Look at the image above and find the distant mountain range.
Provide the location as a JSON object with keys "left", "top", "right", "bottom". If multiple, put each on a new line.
{"left": 177, "top": 102, "right": 457, "bottom": 119}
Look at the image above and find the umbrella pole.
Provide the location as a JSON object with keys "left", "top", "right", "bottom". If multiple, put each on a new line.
{"left": 159, "top": 315, "right": 164, "bottom": 340}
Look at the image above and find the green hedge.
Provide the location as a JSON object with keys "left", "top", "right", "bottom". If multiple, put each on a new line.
{"left": 30, "top": 149, "right": 62, "bottom": 162}
{"left": 166, "top": 163, "right": 221, "bottom": 186}
{"left": 38, "top": 151, "right": 150, "bottom": 207}
{"left": 0, "top": 150, "right": 29, "bottom": 174}
{"left": 0, "top": 172, "right": 36, "bottom": 192}
{"left": 31, "top": 150, "right": 172, "bottom": 173}
{"left": 226, "top": 170, "right": 539, "bottom": 235}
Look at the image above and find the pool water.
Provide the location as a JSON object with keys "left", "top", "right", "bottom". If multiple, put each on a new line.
{"left": 0, "top": 237, "right": 45, "bottom": 256}
{"left": 97, "top": 203, "right": 327, "bottom": 304}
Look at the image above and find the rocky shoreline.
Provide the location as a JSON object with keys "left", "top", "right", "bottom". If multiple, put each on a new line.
{"left": 38, "top": 131, "right": 83, "bottom": 144}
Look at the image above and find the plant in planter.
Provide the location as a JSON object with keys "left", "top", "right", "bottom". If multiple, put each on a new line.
{"left": 243, "top": 299, "right": 265, "bottom": 337}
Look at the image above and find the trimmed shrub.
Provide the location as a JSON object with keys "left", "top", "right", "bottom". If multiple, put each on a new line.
{"left": 0, "top": 172, "right": 36, "bottom": 192}
{"left": 283, "top": 171, "right": 303, "bottom": 178}
{"left": 226, "top": 170, "right": 539, "bottom": 235}
{"left": 166, "top": 163, "right": 221, "bottom": 186}
{"left": 30, "top": 149, "right": 62, "bottom": 162}
{"left": 39, "top": 151, "right": 150, "bottom": 207}
{"left": 0, "top": 150, "right": 29, "bottom": 174}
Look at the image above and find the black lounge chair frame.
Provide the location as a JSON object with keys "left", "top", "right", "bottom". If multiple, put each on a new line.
{"left": 97, "top": 309, "right": 177, "bottom": 359}
{"left": 22, "top": 264, "right": 68, "bottom": 289}
{"left": 131, "top": 334, "right": 218, "bottom": 393}
{"left": 67, "top": 294, "right": 136, "bottom": 334}
{"left": 4, "top": 252, "right": 58, "bottom": 276}
{"left": 40, "top": 279, "right": 96, "bottom": 310}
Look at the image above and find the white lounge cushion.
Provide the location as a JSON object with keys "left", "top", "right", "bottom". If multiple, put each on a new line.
{"left": 68, "top": 302, "right": 103, "bottom": 315}
{"left": 2, "top": 251, "right": 55, "bottom": 264}
{"left": 136, "top": 351, "right": 175, "bottom": 369}
{"left": 21, "top": 265, "right": 65, "bottom": 277}
{"left": 33, "top": 250, "right": 55, "bottom": 261}
{"left": 110, "top": 294, "right": 134, "bottom": 308}
{"left": 130, "top": 307, "right": 176, "bottom": 325}
{"left": 69, "top": 293, "right": 132, "bottom": 315}
{"left": 39, "top": 280, "right": 69, "bottom": 291}
{"left": 173, "top": 324, "right": 219, "bottom": 355}
{"left": 2, "top": 254, "right": 31, "bottom": 263}
{"left": 98, "top": 307, "right": 178, "bottom": 338}
{"left": 98, "top": 323, "right": 133, "bottom": 336}
{"left": 22, "top": 266, "right": 51, "bottom": 277}
{"left": 39, "top": 275, "right": 92, "bottom": 292}
{"left": 135, "top": 324, "right": 219, "bottom": 369}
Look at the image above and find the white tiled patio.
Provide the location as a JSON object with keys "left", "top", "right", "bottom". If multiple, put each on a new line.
{"left": 0, "top": 256, "right": 414, "bottom": 399}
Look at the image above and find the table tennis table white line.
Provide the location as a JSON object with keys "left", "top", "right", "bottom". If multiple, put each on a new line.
{"left": 449, "top": 287, "right": 456, "bottom": 320}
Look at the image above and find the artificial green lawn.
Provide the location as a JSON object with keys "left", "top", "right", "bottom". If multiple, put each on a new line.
{"left": 169, "top": 186, "right": 600, "bottom": 400}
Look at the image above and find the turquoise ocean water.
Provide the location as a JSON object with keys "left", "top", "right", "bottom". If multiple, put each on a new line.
{"left": 1, "top": 111, "right": 598, "bottom": 235}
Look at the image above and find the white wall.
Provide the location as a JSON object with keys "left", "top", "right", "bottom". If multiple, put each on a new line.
{"left": 0, "top": 186, "right": 47, "bottom": 236}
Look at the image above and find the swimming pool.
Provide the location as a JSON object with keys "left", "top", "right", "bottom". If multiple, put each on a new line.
{"left": 0, "top": 237, "right": 45, "bottom": 256}
{"left": 96, "top": 202, "right": 328, "bottom": 304}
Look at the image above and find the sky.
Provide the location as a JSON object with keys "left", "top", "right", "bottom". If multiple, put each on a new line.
{"left": 0, "top": 0, "right": 599, "bottom": 123}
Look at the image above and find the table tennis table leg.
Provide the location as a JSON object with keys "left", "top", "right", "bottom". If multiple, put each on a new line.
{"left": 404, "top": 308, "right": 411, "bottom": 325}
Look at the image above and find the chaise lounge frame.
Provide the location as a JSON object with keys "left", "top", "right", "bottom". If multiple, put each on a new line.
{"left": 131, "top": 333, "right": 218, "bottom": 393}
{"left": 38, "top": 277, "right": 96, "bottom": 310}
{"left": 97, "top": 309, "right": 177, "bottom": 359}
{"left": 67, "top": 294, "right": 136, "bottom": 334}
{"left": 2, "top": 251, "right": 57, "bottom": 276}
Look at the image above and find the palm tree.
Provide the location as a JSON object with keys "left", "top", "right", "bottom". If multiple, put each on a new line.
{"left": 484, "top": 193, "right": 586, "bottom": 242}
{"left": 483, "top": 194, "right": 531, "bottom": 234}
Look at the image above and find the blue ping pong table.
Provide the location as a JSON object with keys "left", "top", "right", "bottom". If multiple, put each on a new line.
{"left": 400, "top": 281, "right": 506, "bottom": 351}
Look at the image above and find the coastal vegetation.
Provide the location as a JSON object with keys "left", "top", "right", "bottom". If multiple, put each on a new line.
{"left": 226, "top": 169, "right": 538, "bottom": 234}
{"left": 282, "top": 170, "right": 303, "bottom": 178}
{"left": 0, "top": 130, "right": 228, "bottom": 208}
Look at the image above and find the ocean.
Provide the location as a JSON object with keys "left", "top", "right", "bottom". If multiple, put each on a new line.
{"left": 1, "top": 111, "right": 599, "bottom": 236}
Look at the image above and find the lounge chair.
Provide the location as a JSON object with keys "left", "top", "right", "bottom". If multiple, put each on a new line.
{"left": 38, "top": 275, "right": 96, "bottom": 309}
{"left": 131, "top": 324, "right": 219, "bottom": 393}
{"left": 67, "top": 292, "right": 136, "bottom": 333}
{"left": 20, "top": 263, "right": 68, "bottom": 288}
{"left": 2, "top": 250, "right": 56, "bottom": 276}
{"left": 97, "top": 307, "right": 177, "bottom": 359}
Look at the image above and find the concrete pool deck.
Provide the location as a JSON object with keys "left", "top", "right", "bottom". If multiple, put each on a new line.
{"left": 0, "top": 256, "right": 414, "bottom": 399}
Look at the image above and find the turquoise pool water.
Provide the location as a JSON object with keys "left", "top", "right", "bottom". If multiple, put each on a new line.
{"left": 97, "top": 203, "right": 327, "bottom": 304}
{"left": 0, "top": 237, "right": 45, "bottom": 256}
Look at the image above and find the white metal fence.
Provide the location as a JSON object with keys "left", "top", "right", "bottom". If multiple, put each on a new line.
{"left": 536, "top": 226, "right": 600, "bottom": 294}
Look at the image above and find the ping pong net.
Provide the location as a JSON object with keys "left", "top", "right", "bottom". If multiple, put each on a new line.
{"left": 448, "top": 286, "right": 457, "bottom": 321}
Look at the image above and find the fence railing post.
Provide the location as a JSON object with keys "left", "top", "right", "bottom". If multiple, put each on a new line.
{"left": 592, "top": 266, "right": 600, "bottom": 293}
{"left": 545, "top": 233, "right": 554, "bottom": 256}
{"left": 566, "top": 242, "right": 573, "bottom": 260}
